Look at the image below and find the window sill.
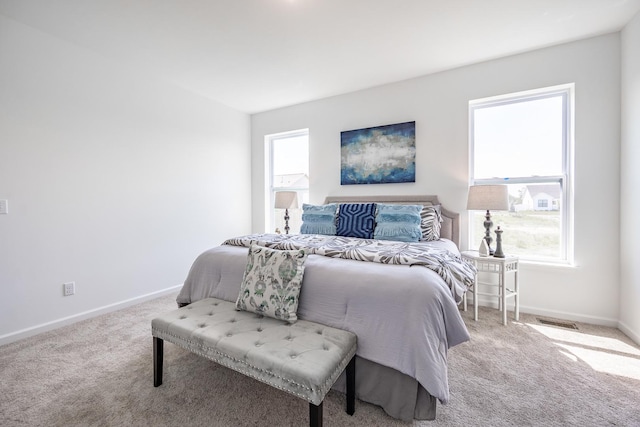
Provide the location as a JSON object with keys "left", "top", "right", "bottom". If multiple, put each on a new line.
{"left": 519, "top": 258, "right": 577, "bottom": 270}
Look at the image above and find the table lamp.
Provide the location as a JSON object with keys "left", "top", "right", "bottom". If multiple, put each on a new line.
{"left": 274, "top": 191, "right": 299, "bottom": 235}
{"left": 466, "top": 185, "right": 509, "bottom": 256}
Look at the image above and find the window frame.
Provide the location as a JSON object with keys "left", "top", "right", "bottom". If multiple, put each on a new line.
{"left": 468, "top": 84, "right": 574, "bottom": 264}
{"left": 264, "top": 128, "right": 309, "bottom": 233}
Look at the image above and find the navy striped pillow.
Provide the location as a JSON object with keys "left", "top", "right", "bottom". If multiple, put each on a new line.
{"left": 336, "top": 203, "right": 377, "bottom": 239}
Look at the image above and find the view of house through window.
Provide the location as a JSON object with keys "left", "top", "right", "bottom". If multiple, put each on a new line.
{"left": 266, "top": 129, "right": 309, "bottom": 234}
{"left": 469, "top": 85, "right": 573, "bottom": 263}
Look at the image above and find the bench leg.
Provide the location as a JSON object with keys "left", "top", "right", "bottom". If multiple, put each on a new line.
{"left": 153, "top": 337, "right": 163, "bottom": 387}
{"left": 309, "top": 401, "right": 322, "bottom": 427}
{"left": 346, "top": 356, "right": 355, "bottom": 415}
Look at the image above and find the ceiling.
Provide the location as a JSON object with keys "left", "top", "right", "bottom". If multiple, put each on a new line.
{"left": 1, "top": 0, "right": 639, "bottom": 114}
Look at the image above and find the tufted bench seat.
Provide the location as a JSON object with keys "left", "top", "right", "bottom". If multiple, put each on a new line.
{"left": 152, "top": 298, "right": 357, "bottom": 427}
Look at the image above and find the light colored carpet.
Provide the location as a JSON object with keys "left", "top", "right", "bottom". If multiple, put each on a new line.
{"left": 1, "top": 292, "right": 639, "bottom": 426}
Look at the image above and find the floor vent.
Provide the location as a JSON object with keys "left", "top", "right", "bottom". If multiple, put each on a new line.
{"left": 537, "top": 318, "right": 578, "bottom": 330}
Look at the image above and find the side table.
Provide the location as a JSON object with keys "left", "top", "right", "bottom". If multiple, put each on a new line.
{"left": 461, "top": 250, "right": 520, "bottom": 326}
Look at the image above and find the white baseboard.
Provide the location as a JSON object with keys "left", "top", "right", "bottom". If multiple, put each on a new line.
{"left": 0, "top": 285, "right": 182, "bottom": 347}
{"left": 517, "top": 305, "right": 619, "bottom": 328}
{"left": 474, "top": 298, "right": 619, "bottom": 328}
{"left": 618, "top": 320, "right": 640, "bottom": 346}
{"left": 485, "top": 301, "right": 639, "bottom": 345}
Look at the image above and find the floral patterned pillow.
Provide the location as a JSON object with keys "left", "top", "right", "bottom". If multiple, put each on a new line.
{"left": 235, "top": 244, "right": 309, "bottom": 323}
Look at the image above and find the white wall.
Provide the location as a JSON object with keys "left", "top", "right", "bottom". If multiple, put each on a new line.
{"left": 251, "top": 34, "right": 621, "bottom": 326}
{"left": 620, "top": 12, "right": 640, "bottom": 343}
{"left": 0, "top": 15, "right": 252, "bottom": 343}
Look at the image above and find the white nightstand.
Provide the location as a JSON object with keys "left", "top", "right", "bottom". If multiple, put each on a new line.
{"left": 461, "top": 250, "right": 520, "bottom": 326}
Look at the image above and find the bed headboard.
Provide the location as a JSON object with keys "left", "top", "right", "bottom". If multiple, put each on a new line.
{"left": 323, "top": 195, "right": 460, "bottom": 247}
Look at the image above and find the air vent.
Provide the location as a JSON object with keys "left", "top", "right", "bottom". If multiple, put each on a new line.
{"left": 537, "top": 318, "right": 578, "bottom": 330}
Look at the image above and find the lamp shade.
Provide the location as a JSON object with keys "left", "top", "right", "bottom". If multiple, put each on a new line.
{"left": 466, "top": 185, "right": 509, "bottom": 211}
{"left": 274, "top": 191, "right": 299, "bottom": 209}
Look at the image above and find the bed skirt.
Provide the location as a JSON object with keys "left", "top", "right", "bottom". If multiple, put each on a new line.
{"left": 331, "top": 356, "right": 437, "bottom": 421}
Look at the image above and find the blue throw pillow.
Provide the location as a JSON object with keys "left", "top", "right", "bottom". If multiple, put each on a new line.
{"left": 336, "top": 203, "right": 376, "bottom": 239}
{"left": 374, "top": 204, "right": 423, "bottom": 242}
{"left": 300, "top": 203, "right": 337, "bottom": 235}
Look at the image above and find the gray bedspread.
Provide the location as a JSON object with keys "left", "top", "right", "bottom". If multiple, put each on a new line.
{"left": 176, "top": 237, "right": 471, "bottom": 404}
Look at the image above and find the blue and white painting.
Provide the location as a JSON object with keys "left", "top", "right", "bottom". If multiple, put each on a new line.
{"left": 341, "top": 121, "right": 416, "bottom": 185}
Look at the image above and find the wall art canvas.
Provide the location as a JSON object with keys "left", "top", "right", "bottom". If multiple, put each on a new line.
{"left": 341, "top": 121, "right": 416, "bottom": 185}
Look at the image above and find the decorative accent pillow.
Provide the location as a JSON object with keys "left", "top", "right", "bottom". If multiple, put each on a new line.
{"left": 236, "top": 244, "right": 309, "bottom": 323}
{"left": 374, "top": 204, "right": 423, "bottom": 242}
{"left": 300, "top": 203, "right": 337, "bottom": 235}
{"left": 420, "top": 205, "right": 443, "bottom": 241}
{"left": 336, "top": 203, "right": 377, "bottom": 239}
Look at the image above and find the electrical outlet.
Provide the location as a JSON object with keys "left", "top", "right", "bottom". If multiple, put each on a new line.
{"left": 63, "top": 282, "right": 75, "bottom": 296}
{"left": 0, "top": 199, "right": 7, "bottom": 214}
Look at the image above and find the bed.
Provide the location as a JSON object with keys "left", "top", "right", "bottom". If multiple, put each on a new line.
{"left": 176, "top": 195, "right": 474, "bottom": 421}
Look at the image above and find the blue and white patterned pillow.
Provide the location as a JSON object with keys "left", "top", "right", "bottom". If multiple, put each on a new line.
{"left": 336, "top": 203, "right": 377, "bottom": 239}
{"left": 420, "top": 205, "right": 443, "bottom": 241}
{"left": 374, "top": 204, "right": 423, "bottom": 242}
{"left": 300, "top": 203, "right": 337, "bottom": 235}
{"left": 236, "top": 244, "right": 309, "bottom": 323}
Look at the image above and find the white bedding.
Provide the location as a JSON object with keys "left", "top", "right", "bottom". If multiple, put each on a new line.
{"left": 176, "top": 235, "right": 471, "bottom": 404}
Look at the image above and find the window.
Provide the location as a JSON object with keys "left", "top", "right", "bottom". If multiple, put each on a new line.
{"left": 265, "top": 129, "right": 309, "bottom": 234}
{"left": 469, "top": 85, "right": 574, "bottom": 263}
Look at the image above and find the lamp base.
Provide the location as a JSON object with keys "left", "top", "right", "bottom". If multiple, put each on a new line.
{"left": 284, "top": 208, "right": 290, "bottom": 235}
{"left": 483, "top": 210, "right": 494, "bottom": 255}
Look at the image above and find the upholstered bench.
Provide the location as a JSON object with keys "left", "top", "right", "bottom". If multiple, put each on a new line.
{"left": 152, "top": 298, "right": 357, "bottom": 427}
